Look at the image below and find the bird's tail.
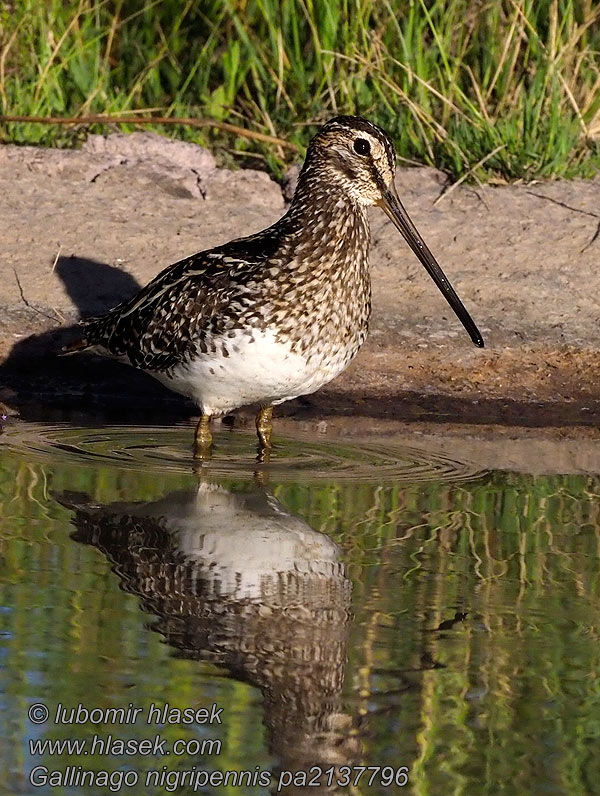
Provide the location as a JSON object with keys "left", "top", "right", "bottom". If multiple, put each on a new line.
{"left": 61, "top": 310, "right": 117, "bottom": 356}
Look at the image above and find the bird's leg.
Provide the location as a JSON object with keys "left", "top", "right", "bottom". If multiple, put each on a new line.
{"left": 193, "top": 414, "right": 213, "bottom": 459}
{"left": 253, "top": 465, "right": 270, "bottom": 487}
{"left": 256, "top": 406, "right": 274, "bottom": 459}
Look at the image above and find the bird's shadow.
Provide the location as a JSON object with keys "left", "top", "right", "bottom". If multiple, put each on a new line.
{"left": 1, "top": 255, "right": 195, "bottom": 424}
{"left": 5, "top": 256, "right": 597, "bottom": 430}
{"left": 55, "top": 254, "right": 139, "bottom": 320}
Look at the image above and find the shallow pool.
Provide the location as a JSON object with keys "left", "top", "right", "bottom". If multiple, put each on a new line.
{"left": 1, "top": 422, "right": 599, "bottom": 795}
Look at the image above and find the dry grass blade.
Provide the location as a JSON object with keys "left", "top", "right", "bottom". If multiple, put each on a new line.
{"left": 33, "top": 0, "right": 88, "bottom": 104}
{"left": 0, "top": 114, "right": 298, "bottom": 150}
{"left": 0, "top": 16, "right": 26, "bottom": 108}
{"left": 485, "top": 7, "right": 520, "bottom": 103}
{"left": 508, "top": 0, "right": 588, "bottom": 135}
{"left": 434, "top": 145, "right": 506, "bottom": 206}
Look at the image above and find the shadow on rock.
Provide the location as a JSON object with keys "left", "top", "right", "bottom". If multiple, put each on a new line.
{"left": 54, "top": 254, "right": 140, "bottom": 319}
{"left": 291, "top": 387, "right": 600, "bottom": 428}
{"left": 1, "top": 255, "right": 193, "bottom": 423}
{"left": 7, "top": 255, "right": 595, "bottom": 430}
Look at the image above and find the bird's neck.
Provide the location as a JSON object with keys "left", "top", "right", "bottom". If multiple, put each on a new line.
{"left": 281, "top": 168, "right": 371, "bottom": 267}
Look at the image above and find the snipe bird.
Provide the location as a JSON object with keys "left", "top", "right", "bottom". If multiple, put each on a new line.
{"left": 70, "top": 116, "right": 483, "bottom": 456}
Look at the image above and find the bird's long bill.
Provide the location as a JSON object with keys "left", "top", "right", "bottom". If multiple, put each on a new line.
{"left": 378, "top": 184, "right": 484, "bottom": 348}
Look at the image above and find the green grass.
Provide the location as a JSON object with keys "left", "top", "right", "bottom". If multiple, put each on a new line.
{"left": 1, "top": 0, "right": 600, "bottom": 181}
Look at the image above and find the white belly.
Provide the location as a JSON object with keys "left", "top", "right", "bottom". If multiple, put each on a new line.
{"left": 149, "top": 328, "right": 356, "bottom": 415}
{"left": 171, "top": 485, "right": 345, "bottom": 601}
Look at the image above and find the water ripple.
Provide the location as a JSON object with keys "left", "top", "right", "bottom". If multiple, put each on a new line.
{"left": 0, "top": 423, "right": 484, "bottom": 483}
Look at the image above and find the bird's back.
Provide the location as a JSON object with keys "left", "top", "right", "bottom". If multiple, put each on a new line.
{"left": 81, "top": 225, "right": 284, "bottom": 372}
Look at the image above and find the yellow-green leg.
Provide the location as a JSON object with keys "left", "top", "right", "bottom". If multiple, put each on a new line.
{"left": 193, "top": 414, "right": 213, "bottom": 458}
{"left": 256, "top": 406, "right": 274, "bottom": 456}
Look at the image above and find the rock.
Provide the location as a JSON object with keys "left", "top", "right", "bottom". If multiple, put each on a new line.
{"left": 2, "top": 132, "right": 600, "bottom": 423}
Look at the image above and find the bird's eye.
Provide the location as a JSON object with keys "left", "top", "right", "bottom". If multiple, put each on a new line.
{"left": 353, "top": 138, "right": 371, "bottom": 156}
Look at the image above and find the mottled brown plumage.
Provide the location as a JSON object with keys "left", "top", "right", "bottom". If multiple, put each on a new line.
{"left": 73, "top": 115, "right": 483, "bottom": 455}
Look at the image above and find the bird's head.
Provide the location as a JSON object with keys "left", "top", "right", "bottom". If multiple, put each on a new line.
{"left": 303, "top": 115, "right": 484, "bottom": 348}
{"left": 307, "top": 115, "right": 397, "bottom": 206}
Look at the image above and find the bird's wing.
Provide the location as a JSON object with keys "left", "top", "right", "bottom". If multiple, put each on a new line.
{"left": 80, "top": 245, "right": 260, "bottom": 372}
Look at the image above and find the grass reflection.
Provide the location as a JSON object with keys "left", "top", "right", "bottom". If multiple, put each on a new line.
{"left": 0, "top": 443, "right": 600, "bottom": 794}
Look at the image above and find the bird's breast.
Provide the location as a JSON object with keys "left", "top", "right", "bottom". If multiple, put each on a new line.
{"left": 251, "top": 218, "right": 372, "bottom": 358}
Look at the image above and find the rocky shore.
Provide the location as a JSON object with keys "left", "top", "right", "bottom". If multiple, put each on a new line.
{"left": 2, "top": 132, "right": 600, "bottom": 429}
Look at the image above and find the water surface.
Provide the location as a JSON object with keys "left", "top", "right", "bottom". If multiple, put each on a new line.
{"left": 1, "top": 422, "right": 599, "bottom": 795}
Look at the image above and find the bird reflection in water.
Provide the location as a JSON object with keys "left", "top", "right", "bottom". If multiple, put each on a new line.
{"left": 58, "top": 478, "right": 359, "bottom": 794}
